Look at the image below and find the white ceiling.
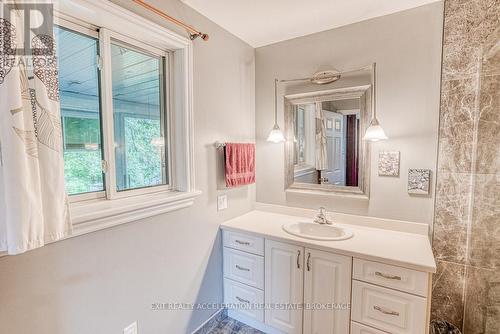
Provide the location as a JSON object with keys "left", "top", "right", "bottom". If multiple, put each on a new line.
{"left": 181, "top": 0, "right": 441, "bottom": 47}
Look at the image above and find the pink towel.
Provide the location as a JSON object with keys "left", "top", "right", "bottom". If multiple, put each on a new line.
{"left": 225, "top": 143, "right": 255, "bottom": 188}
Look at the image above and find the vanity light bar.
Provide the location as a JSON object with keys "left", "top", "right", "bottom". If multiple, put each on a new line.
{"left": 279, "top": 64, "right": 373, "bottom": 84}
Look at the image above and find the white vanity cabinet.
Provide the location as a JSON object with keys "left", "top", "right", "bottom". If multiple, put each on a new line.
{"left": 303, "top": 248, "right": 352, "bottom": 334}
{"left": 351, "top": 259, "right": 430, "bottom": 334}
{"left": 223, "top": 230, "right": 265, "bottom": 324}
{"left": 222, "top": 229, "right": 432, "bottom": 334}
{"left": 265, "top": 240, "right": 304, "bottom": 333}
{"left": 223, "top": 232, "right": 352, "bottom": 334}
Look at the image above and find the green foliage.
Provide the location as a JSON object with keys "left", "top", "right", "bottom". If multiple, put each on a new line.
{"left": 64, "top": 150, "right": 103, "bottom": 195}
{"left": 63, "top": 116, "right": 164, "bottom": 195}
{"left": 122, "top": 117, "right": 163, "bottom": 190}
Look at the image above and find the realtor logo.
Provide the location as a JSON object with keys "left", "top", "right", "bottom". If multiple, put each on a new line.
{"left": 1, "top": 1, "right": 54, "bottom": 56}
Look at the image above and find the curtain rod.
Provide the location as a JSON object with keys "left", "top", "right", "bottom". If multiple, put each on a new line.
{"left": 132, "top": 0, "right": 209, "bottom": 41}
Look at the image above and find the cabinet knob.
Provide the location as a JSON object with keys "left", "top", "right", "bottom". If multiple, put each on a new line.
{"left": 297, "top": 250, "right": 301, "bottom": 269}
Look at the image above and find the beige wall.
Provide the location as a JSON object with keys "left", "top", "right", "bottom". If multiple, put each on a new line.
{"left": 255, "top": 2, "right": 444, "bottom": 225}
{"left": 0, "top": 1, "right": 255, "bottom": 333}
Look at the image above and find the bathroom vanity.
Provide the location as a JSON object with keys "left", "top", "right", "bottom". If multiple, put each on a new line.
{"left": 221, "top": 208, "right": 436, "bottom": 334}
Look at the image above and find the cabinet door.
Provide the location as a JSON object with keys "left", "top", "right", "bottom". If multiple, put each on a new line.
{"left": 265, "top": 240, "right": 304, "bottom": 334}
{"left": 303, "top": 248, "right": 352, "bottom": 334}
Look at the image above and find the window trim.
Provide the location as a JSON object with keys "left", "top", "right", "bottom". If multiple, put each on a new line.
{"left": 54, "top": 0, "right": 199, "bottom": 235}
{"left": 55, "top": 14, "right": 99, "bottom": 39}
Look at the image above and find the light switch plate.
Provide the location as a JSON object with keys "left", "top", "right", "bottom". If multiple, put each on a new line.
{"left": 217, "top": 194, "right": 228, "bottom": 211}
{"left": 124, "top": 322, "right": 138, "bottom": 334}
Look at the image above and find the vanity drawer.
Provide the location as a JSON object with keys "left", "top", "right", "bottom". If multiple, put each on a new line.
{"left": 223, "top": 230, "right": 264, "bottom": 256}
{"left": 224, "top": 247, "right": 264, "bottom": 289}
{"left": 353, "top": 258, "right": 428, "bottom": 297}
{"left": 224, "top": 278, "right": 264, "bottom": 322}
{"left": 352, "top": 280, "right": 427, "bottom": 334}
{"left": 351, "top": 321, "right": 389, "bottom": 334}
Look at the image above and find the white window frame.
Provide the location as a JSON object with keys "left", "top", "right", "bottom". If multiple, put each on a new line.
{"left": 100, "top": 29, "right": 172, "bottom": 199}
{"left": 56, "top": 16, "right": 107, "bottom": 203}
{"left": 54, "top": 0, "right": 199, "bottom": 236}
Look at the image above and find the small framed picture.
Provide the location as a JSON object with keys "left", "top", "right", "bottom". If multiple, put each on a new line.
{"left": 378, "top": 151, "right": 400, "bottom": 176}
{"left": 408, "top": 169, "right": 431, "bottom": 195}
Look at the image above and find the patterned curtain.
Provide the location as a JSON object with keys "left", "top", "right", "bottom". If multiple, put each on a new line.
{"left": 314, "top": 102, "right": 328, "bottom": 171}
{"left": 0, "top": 8, "right": 71, "bottom": 254}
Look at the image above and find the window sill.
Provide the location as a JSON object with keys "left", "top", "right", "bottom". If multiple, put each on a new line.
{"left": 0, "top": 190, "right": 201, "bottom": 257}
{"left": 71, "top": 190, "right": 202, "bottom": 237}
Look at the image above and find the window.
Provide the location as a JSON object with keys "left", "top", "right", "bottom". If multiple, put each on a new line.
{"left": 294, "top": 105, "right": 306, "bottom": 165}
{"left": 110, "top": 42, "right": 168, "bottom": 191}
{"left": 53, "top": 1, "right": 197, "bottom": 234}
{"left": 55, "top": 23, "right": 170, "bottom": 198}
{"left": 56, "top": 26, "right": 104, "bottom": 195}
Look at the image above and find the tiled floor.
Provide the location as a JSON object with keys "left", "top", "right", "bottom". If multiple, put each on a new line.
{"left": 207, "top": 317, "right": 264, "bottom": 334}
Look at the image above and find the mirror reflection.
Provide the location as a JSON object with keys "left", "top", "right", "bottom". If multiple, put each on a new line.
{"left": 284, "top": 66, "right": 371, "bottom": 196}
{"left": 293, "top": 99, "right": 360, "bottom": 186}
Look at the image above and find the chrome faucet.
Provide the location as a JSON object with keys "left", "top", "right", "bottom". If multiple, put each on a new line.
{"left": 313, "top": 207, "right": 332, "bottom": 225}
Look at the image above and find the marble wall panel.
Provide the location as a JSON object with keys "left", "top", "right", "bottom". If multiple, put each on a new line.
{"left": 432, "top": 1, "right": 500, "bottom": 331}
{"left": 437, "top": 78, "right": 477, "bottom": 173}
{"left": 431, "top": 260, "right": 467, "bottom": 328}
{"left": 432, "top": 172, "right": 471, "bottom": 264}
{"left": 441, "top": 0, "right": 499, "bottom": 80}
{"left": 468, "top": 173, "right": 500, "bottom": 270}
{"left": 482, "top": 29, "right": 500, "bottom": 76}
{"left": 441, "top": 0, "right": 482, "bottom": 80}
{"left": 475, "top": 74, "right": 500, "bottom": 174}
{"left": 463, "top": 266, "right": 500, "bottom": 334}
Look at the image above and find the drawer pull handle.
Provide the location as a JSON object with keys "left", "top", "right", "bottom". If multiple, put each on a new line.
{"left": 375, "top": 271, "right": 402, "bottom": 280}
{"left": 374, "top": 305, "right": 399, "bottom": 316}
{"left": 297, "top": 250, "right": 301, "bottom": 269}
{"left": 236, "top": 296, "right": 251, "bottom": 304}
{"left": 306, "top": 252, "right": 311, "bottom": 271}
{"left": 235, "top": 240, "right": 250, "bottom": 245}
{"left": 235, "top": 265, "right": 250, "bottom": 271}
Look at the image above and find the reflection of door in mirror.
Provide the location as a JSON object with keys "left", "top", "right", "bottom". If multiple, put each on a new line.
{"left": 322, "top": 110, "right": 344, "bottom": 185}
{"left": 293, "top": 99, "right": 360, "bottom": 187}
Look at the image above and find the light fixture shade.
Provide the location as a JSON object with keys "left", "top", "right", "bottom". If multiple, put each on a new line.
{"left": 267, "top": 124, "right": 286, "bottom": 143}
{"left": 363, "top": 118, "right": 388, "bottom": 142}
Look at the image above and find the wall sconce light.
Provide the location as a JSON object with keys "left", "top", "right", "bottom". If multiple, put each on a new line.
{"left": 267, "top": 78, "right": 286, "bottom": 143}
{"left": 363, "top": 63, "right": 388, "bottom": 142}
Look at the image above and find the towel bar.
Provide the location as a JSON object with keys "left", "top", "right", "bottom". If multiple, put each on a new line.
{"left": 215, "top": 141, "right": 226, "bottom": 149}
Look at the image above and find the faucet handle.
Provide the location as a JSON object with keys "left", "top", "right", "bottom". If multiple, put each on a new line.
{"left": 317, "top": 207, "right": 332, "bottom": 225}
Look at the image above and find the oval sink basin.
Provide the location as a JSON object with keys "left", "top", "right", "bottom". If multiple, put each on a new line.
{"left": 282, "top": 222, "right": 353, "bottom": 241}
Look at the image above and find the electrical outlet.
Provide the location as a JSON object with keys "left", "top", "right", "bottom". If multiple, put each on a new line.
{"left": 124, "top": 322, "right": 137, "bottom": 334}
{"left": 217, "top": 194, "right": 228, "bottom": 211}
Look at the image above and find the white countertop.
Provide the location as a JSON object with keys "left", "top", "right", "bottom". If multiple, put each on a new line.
{"left": 220, "top": 210, "right": 436, "bottom": 273}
